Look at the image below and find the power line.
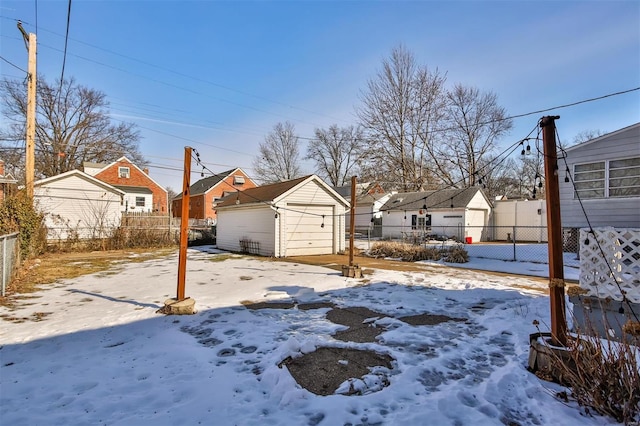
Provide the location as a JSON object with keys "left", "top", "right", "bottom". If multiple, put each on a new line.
{"left": 0, "top": 55, "right": 27, "bottom": 74}
{"left": 58, "top": 0, "right": 72, "bottom": 86}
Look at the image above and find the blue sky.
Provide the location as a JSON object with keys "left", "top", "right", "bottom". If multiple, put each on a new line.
{"left": 1, "top": 0, "right": 639, "bottom": 191}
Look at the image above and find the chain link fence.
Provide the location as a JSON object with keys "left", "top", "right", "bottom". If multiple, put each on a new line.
{"left": 349, "top": 225, "right": 581, "bottom": 267}
{"left": 1, "top": 232, "right": 20, "bottom": 297}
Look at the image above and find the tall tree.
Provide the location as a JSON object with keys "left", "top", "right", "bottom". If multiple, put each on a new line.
{"left": 252, "top": 121, "right": 302, "bottom": 183}
{"left": 0, "top": 76, "right": 144, "bottom": 181}
{"left": 306, "top": 124, "right": 364, "bottom": 187}
{"left": 356, "top": 45, "right": 448, "bottom": 191}
{"left": 441, "top": 84, "right": 513, "bottom": 188}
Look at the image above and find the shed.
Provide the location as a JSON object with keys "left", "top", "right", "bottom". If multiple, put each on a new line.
{"left": 215, "top": 175, "right": 349, "bottom": 257}
{"left": 33, "top": 170, "right": 125, "bottom": 241}
{"left": 380, "top": 187, "right": 492, "bottom": 242}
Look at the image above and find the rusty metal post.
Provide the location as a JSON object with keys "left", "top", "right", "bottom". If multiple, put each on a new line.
{"left": 541, "top": 116, "right": 567, "bottom": 346}
{"left": 176, "top": 147, "right": 192, "bottom": 301}
{"left": 349, "top": 176, "right": 357, "bottom": 266}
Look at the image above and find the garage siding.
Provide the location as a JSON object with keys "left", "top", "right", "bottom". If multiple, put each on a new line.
{"left": 284, "top": 205, "right": 334, "bottom": 256}
{"left": 216, "top": 206, "right": 276, "bottom": 256}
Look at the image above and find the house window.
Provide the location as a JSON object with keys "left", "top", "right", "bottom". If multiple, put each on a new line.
{"left": 136, "top": 197, "right": 145, "bottom": 207}
{"left": 233, "top": 175, "right": 245, "bottom": 185}
{"left": 118, "top": 167, "right": 130, "bottom": 178}
{"left": 573, "top": 157, "right": 640, "bottom": 199}
{"left": 574, "top": 162, "right": 605, "bottom": 199}
{"left": 609, "top": 157, "right": 640, "bottom": 197}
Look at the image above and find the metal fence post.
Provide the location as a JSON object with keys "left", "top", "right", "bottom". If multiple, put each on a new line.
{"left": 2, "top": 235, "right": 7, "bottom": 297}
{"left": 512, "top": 225, "right": 517, "bottom": 261}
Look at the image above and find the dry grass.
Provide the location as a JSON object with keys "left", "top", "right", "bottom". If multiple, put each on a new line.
{"left": 535, "top": 322, "right": 640, "bottom": 424}
{"left": 0, "top": 248, "right": 175, "bottom": 307}
{"left": 367, "top": 241, "right": 469, "bottom": 263}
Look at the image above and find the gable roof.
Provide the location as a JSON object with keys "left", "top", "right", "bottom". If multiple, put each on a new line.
{"left": 381, "top": 187, "right": 489, "bottom": 212}
{"left": 34, "top": 170, "right": 125, "bottom": 196}
{"left": 563, "top": 122, "right": 640, "bottom": 153}
{"left": 94, "top": 156, "right": 167, "bottom": 194}
{"left": 215, "top": 175, "right": 349, "bottom": 209}
{"left": 334, "top": 182, "right": 383, "bottom": 198}
{"left": 173, "top": 168, "right": 246, "bottom": 200}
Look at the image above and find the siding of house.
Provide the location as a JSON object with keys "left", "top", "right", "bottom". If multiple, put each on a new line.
{"left": 216, "top": 205, "right": 275, "bottom": 255}
{"left": 94, "top": 159, "right": 168, "bottom": 214}
{"left": 34, "top": 173, "right": 122, "bottom": 240}
{"left": 560, "top": 123, "right": 640, "bottom": 228}
{"left": 492, "top": 199, "right": 547, "bottom": 241}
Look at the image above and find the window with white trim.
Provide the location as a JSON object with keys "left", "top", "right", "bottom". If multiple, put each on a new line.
{"left": 233, "top": 175, "right": 245, "bottom": 185}
{"left": 118, "top": 167, "right": 130, "bottom": 178}
{"left": 573, "top": 157, "right": 640, "bottom": 199}
{"left": 135, "top": 197, "right": 145, "bottom": 207}
{"left": 609, "top": 157, "right": 640, "bottom": 197}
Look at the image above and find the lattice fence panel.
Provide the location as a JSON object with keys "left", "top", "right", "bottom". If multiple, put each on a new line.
{"left": 579, "top": 228, "right": 640, "bottom": 302}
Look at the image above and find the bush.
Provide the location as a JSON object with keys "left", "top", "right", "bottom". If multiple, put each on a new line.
{"left": 367, "top": 241, "right": 468, "bottom": 263}
{"left": 0, "top": 192, "right": 46, "bottom": 259}
{"left": 534, "top": 322, "right": 640, "bottom": 423}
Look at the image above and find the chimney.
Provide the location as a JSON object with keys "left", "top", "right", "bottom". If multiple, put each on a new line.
{"left": 143, "top": 168, "right": 149, "bottom": 175}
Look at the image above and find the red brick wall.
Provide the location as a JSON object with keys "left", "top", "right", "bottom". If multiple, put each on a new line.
{"left": 95, "top": 159, "right": 168, "bottom": 213}
{"left": 172, "top": 169, "right": 257, "bottom": 220}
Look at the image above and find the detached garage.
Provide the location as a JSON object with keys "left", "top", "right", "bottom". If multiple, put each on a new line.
{"left": 215, "top": 175, "right": 349, "bottom": 257}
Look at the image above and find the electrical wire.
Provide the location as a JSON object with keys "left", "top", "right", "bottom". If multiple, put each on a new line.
{"left": 0, "top": 56, "right": 27, "bottom": 74}
{"left": 58, "top": 0, "right": 72, "bottom": 87}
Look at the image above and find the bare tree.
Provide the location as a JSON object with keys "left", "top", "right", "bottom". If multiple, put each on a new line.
{"left": 441, "top": 84, "right": 513, "bottom": 188}
{"left": 0, "top": 76, "right": 144, "bottom": 181}
{"left": 252, "top": 121, "right": 302, "bottom": 183}
{"left": 356, "top": 45, "right": 448, "bottom": 191}
{"left": 306, "top": 124, "right": 365, "bottom": 187}
{"left": 571, "top": 129, "right": 605, "bottom": 146}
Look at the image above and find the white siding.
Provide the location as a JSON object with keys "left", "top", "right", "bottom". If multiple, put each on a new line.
{"left": 492, "top": 199, "right": 547, "bottom": 241}
{"left": 122, "top": 193, "right": 153, "bottom": 213}
{"left": 35, "top": 175, "right": 122, "bottom": 240}
{"left": 284, "top": 204, "right": 334, "bottom": 256}
{"left": 216, "top": 206, "right": 275, "bottom": 256}
{"left": 560, "top": 124, "right": 640, "bottom": 228}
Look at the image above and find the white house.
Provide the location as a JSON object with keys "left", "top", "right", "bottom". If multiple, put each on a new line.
{"left": 559, "top": 122, "right": 640, "bottom": 229}
{"left": 34, "top": 170, "right": 125, "bottom": 241}
{"left": 215, "top": 175, "right": 349, "bottom": 257}
{"left": 380, "top": 187, "right": 492, "bottom": 243}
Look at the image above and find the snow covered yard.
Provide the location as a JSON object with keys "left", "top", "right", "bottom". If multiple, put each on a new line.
{"left": 0, "top": 247, "right": 617, "bottom": 425}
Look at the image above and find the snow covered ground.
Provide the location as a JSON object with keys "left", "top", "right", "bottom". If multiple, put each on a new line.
{"left": 0, "top": 247, "right": 617, "bottom": 425}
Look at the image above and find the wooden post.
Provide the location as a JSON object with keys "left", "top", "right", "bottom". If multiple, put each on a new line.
{"left": 25, "top": 32, "right": 36, "bottom": 198}
{"left": 176, "top": 147, "right": 191, "bottom": 301}
{"left": 541, "top": 116, "right": 567, "bottom": 346}
{"left": 349, "top": 176, "right": 357, "bottom": 266}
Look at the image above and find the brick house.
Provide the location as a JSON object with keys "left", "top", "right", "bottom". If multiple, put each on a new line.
{"left": 0, "top": 159, "right": 17, "bottom": 202}
{"left": 84, "top": 157, "right": 168, "bottom": 214}
{"left": 172, "top": 168, "right": 256, "bottom": 222}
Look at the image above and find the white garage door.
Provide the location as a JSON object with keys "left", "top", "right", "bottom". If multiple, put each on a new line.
{"left": 285, "top": 205, "right": 334, "bottom": 256}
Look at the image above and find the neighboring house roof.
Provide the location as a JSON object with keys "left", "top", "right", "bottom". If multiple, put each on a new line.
{"left": 563, "top": 122, "right": 640, "bottom": 153}
{"left": 91, "top": 156, "right": 167, "bottom": 194}
{"left": 113, "top": 185, "right": 153, "bottom": 195}
{"left": 83, "top": 161, "right": 108, "bottom": 169}
{"left": 173, "top": 167, "right": 253, "bottom": 200}
{"left": 34, "top": 170, "right": 125, "bottom": 196}
{"left": 215, "top": 175, "right": 349, "bottom": 209}
{"left": 334, "top": 182, "right": 382, "bottom": 198}
{"left": 0, "top": 173, "right": 17, "bottom": 184}
{"left": 381, "top": 187, "right": 489, "bottom": 212}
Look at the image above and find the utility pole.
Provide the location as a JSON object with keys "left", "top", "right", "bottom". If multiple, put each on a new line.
{"left": 349, "top": 176, "right": 357, "bottom": 267}
{"left": 18, "top": 22, "right": 36, "bottom": 198}
{"left": 177, "top": 146, "right": 191, "bottom": 301}
{"left": 541, "top": 116, "right": 567, "bottom": 346}
{"left": 161, "top": 146, "right": 196, "bottom": 315}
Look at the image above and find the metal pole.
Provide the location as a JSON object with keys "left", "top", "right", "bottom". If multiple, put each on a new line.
{"left": 176, "top": 147, "right": 191, "bottom": 301}
{"left": 349, "top": 176, "right": 357, "bottom": 267}
{"left": 541, "top": 116, "right": 567, "bottom": 346}
{"left": 2, "top": 236, "right": 6, "bottom": 297}
{"left": 512, "top": 225, "right": 517, "bottom": 261}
